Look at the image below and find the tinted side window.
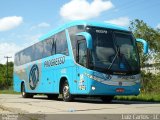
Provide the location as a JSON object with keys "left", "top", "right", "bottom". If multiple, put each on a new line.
{"left": 68, "top": 25, "right": 85, "bottom": 59}
{"left": 19, "top": 51, "right": 23, "bottom": 65}
{"left": 34, "top": 42, "right": 43, "bottom": 60}
{"left": 21, "top": 46, "right": 33, "bottom": 65}
{"left": 55, "top": 31, "right": 68, "bottom": 55}
{"left": 43, "top": 38, "right": 53, "bottom": 58}
{"left": 14, "top": 53, "right": 20, "bottom": 66}
{"left": 51, "top": 37, "right": 56, "bottom": 55}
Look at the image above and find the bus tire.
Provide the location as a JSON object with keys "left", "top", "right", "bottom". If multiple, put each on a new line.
{"left": 101, "top": 96, "right": 114, "bottom": 103}
{"left": 21, "top": 83, "right": 33, "bottom": 98}
{"left": 62, "top": 81, "right": 73, "bottom": 102}
{"left": 47, "top": 94, "right": 58, "bottom": 100}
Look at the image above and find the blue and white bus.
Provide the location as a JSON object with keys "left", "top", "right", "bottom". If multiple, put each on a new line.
{"left": 14, "top": 20, "right": 148, "bottom": 102}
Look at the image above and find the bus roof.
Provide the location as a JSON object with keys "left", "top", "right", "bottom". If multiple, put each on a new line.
{"left": 39, "top": 20, "right": 128, "bottom": 41}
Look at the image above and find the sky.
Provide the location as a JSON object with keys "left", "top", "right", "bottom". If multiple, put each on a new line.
{"left": 0, "top": 0, "right": 160, "bottom": 64}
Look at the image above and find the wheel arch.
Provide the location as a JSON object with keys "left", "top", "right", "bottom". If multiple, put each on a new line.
{"left": 59, "top": 76, "right": 68, "bottom": 94}
{"left": 21, "top": 81, "right": 25, "bottom": 91}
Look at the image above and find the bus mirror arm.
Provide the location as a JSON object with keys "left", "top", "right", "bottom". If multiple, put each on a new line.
{"left": 76, "top": 32, "right": 93, "bottom": 49}
{"left": 136, "top": 38, "right": 148, "bottom": 54}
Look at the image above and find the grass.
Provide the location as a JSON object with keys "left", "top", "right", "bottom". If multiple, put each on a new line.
{"left": 0, "top": 89, "right": 20, "bottom": 94}
{"left": 114, "top": 93, "right": 160, "bottom": 102}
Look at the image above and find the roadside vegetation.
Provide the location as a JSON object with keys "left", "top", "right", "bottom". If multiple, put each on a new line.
{"left": 0, "top": 62, "right": 13, "bottom": 90}
{"left": 0, "top": 89, "right": 20, "bottom": 94}
{"left": 0, "top": 19, "right": 160, "bottom": 102}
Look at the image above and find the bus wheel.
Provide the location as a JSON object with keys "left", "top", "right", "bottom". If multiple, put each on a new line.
{"left": 62, "top": 81, "right": 73, "bottom": 102}
{"left": 47, "top": 94, "right": 58, "bottom": 100}
{"left": 101, "top": 96, "right": 114, "bottom": 103}
{"left": 21, "top": 83, "right": 33, "bottom": 98}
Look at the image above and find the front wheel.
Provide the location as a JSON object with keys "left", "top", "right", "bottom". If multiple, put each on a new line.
{"left": 21, "top": 83, "right": 33, "bottom": 98}
{"left": 62, "top": 81, "right": 73, "bottom": 102}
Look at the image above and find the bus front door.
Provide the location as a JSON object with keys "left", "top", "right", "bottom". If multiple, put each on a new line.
{"left": 76, "top": 39, "right": 88, "bottom": 93}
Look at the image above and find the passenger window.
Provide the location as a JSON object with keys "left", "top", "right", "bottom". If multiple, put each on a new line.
{"left": 55, "top": 31, "right": 69, "bottom": 55}
{"left": 34, "top": 42, "right": 43, "bottom": 60}
{"left": 68, "top": 25, "right": 85, "bottom": 59}
{"left": 14, "top": 53, "right": 20, "bottom": 66}
{"left": 43, "top": 38, "right": 53, "bottom": 58}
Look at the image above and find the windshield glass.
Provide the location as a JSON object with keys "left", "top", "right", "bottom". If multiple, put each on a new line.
{"left": 86, "top": 26, "right": 140, "bottom": 75}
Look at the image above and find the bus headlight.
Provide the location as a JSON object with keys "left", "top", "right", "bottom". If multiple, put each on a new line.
{"left": 92, "top": 86, "right": 96, "bottom": 90}
{"left": 84, "top": 73, "right": 104, "bottom": 82}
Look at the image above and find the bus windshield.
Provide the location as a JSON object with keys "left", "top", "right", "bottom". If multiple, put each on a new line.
{"left": 87, "top": 26, "right": 140, "bottom": 75}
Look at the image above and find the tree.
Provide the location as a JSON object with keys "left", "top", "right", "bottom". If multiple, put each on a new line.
{"left": 129, "top": 19, "right": 160, "bottom": 51}
{"left": 129, "top": 19, "right": 160, "bottom": 67}
{"left": 129, "top": 19, "right": 160, "bottom": 94}
{"left": 0, "top": 62, "right": 14, "bottom": 89}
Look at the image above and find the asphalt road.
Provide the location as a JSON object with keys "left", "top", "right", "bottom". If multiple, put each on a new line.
{"left": 0, "top": 94, "right": 160, "bottom": 115}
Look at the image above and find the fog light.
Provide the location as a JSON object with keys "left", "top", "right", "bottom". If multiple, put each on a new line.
{"left": 92, "top": 86, "right": 96, "bottom": 90}
{"left": 139, "top": 88, "right": 141, "bottom": 92}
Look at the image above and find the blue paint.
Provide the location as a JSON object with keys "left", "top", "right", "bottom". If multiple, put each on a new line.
{"left": 13, "top": 20, "right": 143, "bottom": 98}
{"left": 39, "top": 20, "right": 128, "bottom": 41}
{"left": 136, "top": 38, "right": 148, "bottom": 54}
{"left": 76, "top": 32, "right": 93, "bottom": 49}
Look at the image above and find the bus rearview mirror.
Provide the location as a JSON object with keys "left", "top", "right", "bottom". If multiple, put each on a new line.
{"left": 76, "top": 32, "right": 93, "bottom": 49}
{"left": 136, "top": 38, "right": 148, "bottom": 54}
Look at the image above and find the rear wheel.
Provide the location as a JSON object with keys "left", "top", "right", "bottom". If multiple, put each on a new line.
{"left": 21, "top": 83, "right": 33, "bottom": 98}
{"left": 101, "top": 96, "right": 114, "bottom": 103}
{"left": 62, "top": 81, "right": 73, "bottom": 102}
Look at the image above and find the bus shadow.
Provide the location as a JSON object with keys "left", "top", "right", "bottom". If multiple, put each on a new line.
{"left": 73, "top": 98, "right": 160, "bottom": 105}
{"left": 32, "top": 96, "right": 160, "bottom": 105}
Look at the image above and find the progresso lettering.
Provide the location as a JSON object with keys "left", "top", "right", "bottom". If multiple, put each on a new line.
{"left": 44, "top": 56, "right": 65, "bottom": 67}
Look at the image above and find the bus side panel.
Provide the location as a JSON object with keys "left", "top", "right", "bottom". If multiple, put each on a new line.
{"left": 13, "top": 73, "right": 22, "bottom": 92}
{"left": 56, "top": 66, "right": 77, "bottom": 94}
{"left": 39, "top": 69, "right": 56, "bottom": 93}
{"left": 52, "top": 61, "right": 77, "bottom": 94}
{"left": 21, "top": 60, "right": 42, "bottom": 93}
{"left": 68, "top": 66, "right": 77, "bottom": 94}
{"left": 36, "top": 55, "right": 76, "bottom": 94}
{"left": 13, "top": 65, "right": 29, "bottom": 92}
{"left": 75, "top": 65, "right": 90, "bottom": 94}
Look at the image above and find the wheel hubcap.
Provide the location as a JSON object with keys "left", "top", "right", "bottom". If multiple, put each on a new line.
{"left": 22, "top": 86, "right": 25, "bottom": 96}
{"left": 63, "top": 85, "right": 69, "bottom": 99}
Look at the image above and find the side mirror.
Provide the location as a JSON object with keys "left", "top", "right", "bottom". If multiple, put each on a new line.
{"left": 136, "top": 38, "right": 148, "bottom": 54}
{"left": 76, "top": 32, "right": 93, "bottom": 49}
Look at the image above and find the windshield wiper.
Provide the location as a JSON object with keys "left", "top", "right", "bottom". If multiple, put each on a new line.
{"left": 107, "top": 45, "right": 133, "bottom": 72}
{"left": 107, "top": 46, "right": 120, "bottom": 70}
